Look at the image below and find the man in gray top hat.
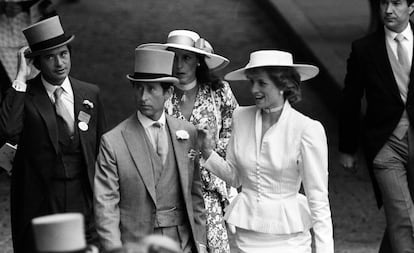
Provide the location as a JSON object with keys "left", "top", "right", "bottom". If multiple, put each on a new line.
{"left": 94, "top": 48, "right": 207, "bottom": 253}
{"left": 0, "top": 15, "right": 106, "bottom": 252}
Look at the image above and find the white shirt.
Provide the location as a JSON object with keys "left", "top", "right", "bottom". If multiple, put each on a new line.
{"left": 42, "top": 76, "right": 75, "bottom": 121}
{"left": 385, "top": 23, "right": 413, "bottom": 66}
{"left": 137, "top": 111, "right": 167, "bottom": 151}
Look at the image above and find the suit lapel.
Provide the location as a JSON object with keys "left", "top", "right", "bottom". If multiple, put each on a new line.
{"left": 166, "top": 115, "right": 189, "bottom": 195}
{"left": 369, "top": 30, "right": 403, "bottom": 102}
{"left": 29, "top": 76, "right": 59, "bottom": 153}
{"left": 122, "top": 115, "right": 157, "bottom": 203}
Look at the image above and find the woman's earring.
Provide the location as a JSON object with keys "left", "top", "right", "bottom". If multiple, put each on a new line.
{"left": 197, "top": 63, "right": 201, "bottom": 67}
{"left": 280, "top": 91, "right": 284, "bottom": 95}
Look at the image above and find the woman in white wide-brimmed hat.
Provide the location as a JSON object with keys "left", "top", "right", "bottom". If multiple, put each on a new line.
{"left": 139, "top": 30, "right": 238, "bottom": 253}
{"left": 197, "top": 50, "right": 334, "bottom": 253}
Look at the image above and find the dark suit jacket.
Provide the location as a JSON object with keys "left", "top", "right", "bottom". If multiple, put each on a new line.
{"left": 0, "top": 75, "right": 106, "bottom": 253}
{"left": 339, "top": 27, "right": 414, "bottom": 207}
{"left": 94, "top": 113, "right": 207, "bottom": 252}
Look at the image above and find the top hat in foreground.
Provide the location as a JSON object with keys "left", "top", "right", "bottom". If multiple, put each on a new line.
{"left": 23, "top": 15, "right": 74, "bottom": 58}
{"left": 138, "top": 29, "right": 229, "bottom": 71}
{"left": 32, "top": 213, "right": 86, "bottom": 252}
{"left": 126, "top": 48, "right": 179, "bottom": 85}
{"left": 225, "top": 50, "right": 319, "bottom": 81}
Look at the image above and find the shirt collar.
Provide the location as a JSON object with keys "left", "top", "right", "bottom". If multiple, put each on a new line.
{"left": 41, "top": 75, "right": 72, "bottom": 97}
{"left": 385, "top": 23, "right": 413, "bottom": 42}
{"left": 137, "top": 110, "right": 166, "bottom": 129}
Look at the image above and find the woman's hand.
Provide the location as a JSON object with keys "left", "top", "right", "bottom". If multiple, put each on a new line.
{"left": 196, "top": 127, "right": 215, "bottom": 160}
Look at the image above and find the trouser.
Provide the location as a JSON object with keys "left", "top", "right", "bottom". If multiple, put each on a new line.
{"left": 373, "top": 130, "right": 414, "bottom": 253}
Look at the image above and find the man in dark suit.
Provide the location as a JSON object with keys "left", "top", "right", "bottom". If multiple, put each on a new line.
{"left": 0, "top": 16, "right": 106, "bottom": 253}
{"left": 94, "top": 48, "right": 207, "bottom": 252}
{"left": 339, "top": 0, "right": 414, "bottom": 252}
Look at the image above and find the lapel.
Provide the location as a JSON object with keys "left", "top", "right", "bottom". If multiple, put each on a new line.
{"left": 368, "top": 30, "right": 404, "bottom": 102}
{"left": 408, "top": 21, "right": 414, "bottom": 96}
{"left": 70, "top": 78, "right": 91, "bottom": 163}
{"left": 28, "top": 75, "right": 59, "bottom": 153}
{"left": 122, "top": 114, "right": 157, "bottom": 203}
{"left": 166, "top": 115, "right": 189, "bottom": 195}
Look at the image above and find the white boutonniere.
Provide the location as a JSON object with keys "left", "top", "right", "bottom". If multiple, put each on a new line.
{"left": 176, "top": 130, "right": 189, "bottom": 140}
{"left": 82, "top": 99, "right": 94, "bottom": 110}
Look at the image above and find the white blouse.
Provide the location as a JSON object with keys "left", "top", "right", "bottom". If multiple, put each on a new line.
{"left": 204, "top": 101, "right": 334, "bottom": 253}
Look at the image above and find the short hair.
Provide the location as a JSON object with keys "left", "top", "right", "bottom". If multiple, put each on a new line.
{"left": 245, "top": 66, "right": 302, "bottom": 104}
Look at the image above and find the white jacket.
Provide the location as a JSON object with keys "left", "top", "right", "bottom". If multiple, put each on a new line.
{"left": 204, "top": 101, "right": 334, "bottom": 253}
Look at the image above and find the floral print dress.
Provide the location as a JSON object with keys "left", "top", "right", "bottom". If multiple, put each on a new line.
{"left": 165, "top": 80, "right": 238, "bottom": 253}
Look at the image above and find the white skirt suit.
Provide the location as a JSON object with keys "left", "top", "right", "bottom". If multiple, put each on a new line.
{"left": 204, "top": 101, "right": 334, "bottom": 253}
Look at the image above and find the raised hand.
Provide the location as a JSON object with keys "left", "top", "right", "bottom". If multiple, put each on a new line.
{"left": 15, "top": 46, "right": 34, "bottom": 83}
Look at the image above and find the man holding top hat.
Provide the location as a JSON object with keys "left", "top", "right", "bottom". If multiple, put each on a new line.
{"left": 0, "top": 15, "right": 106, "bottom": 252}
{"left": 93, "top": 48, "right": 206, "bottom": 252}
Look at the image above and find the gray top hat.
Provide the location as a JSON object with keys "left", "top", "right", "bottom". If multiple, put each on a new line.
{"left": 23, "top": 15, "right": 74, "bottom": 58}
{"left": 126, "top": 48, "right": 179, "bottom": 84}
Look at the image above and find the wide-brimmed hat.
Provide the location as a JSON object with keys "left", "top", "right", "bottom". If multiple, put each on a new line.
{"left": 138, "top": 30, "right": 229, "bottom": 71}
{"left": 31, "top": 213, "right": 86, "bottom": 252}
{"left": 225, "top": 50, "right": 319, "bottom": 81}
{"left": 23, "top": 16, "right": 74, "bottom": 58}
{"left": 127, "top": 48, "right": 179, "bottom": 84}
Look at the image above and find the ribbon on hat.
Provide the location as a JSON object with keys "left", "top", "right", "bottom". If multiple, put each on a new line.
{"left": 195, "top": 38, "right": 214, "bottom": 54}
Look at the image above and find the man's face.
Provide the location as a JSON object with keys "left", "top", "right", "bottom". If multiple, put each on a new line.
{"left": 38, "top": 45, "right": 71, "bottom": 85}
{"left": 133, "top": 82, "right": 172, "bottom": 121}
{"left": 380, "top": 0, "right": 414, "bottom": 33}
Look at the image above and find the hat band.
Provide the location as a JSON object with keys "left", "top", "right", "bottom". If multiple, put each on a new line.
{"left": 131, "top": 72, "right": 172, "bottom": 80}
{"left": 167, "top": 35, "right": 195, "bottom": 47}
{"left": 30, "top": 34, "right": 70, "bottom": 52}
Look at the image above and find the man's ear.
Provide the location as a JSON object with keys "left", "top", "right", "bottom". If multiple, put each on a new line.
{"left": 409, "top": 2, "right": 414, "bottom": 15}
{"left": 165, "top": 85, "right": 174, "bottom": 99}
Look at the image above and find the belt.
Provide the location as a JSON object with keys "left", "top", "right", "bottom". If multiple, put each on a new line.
{"left": 154, "top": 207, "right": 186, "bottom": 228}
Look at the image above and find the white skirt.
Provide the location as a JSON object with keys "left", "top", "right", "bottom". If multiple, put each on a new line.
{"left": 235, "top": 227, "right": 311, "bottom": 253}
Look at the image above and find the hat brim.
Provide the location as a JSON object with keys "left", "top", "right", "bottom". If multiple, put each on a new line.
{"left": 126, "top": 74, "right": 179, "bottom": 84}
{"left": 25, "top": 35, "right": 75, "bottom": 58}
{"left": 138, "top": 43, "right": 229, "bottom": 71}
{"left": 225, "top": 64, "right": 319, "bottom": 81}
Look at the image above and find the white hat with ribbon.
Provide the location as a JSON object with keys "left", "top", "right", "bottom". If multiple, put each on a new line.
{"left": 225, "top": 50, "right": 319, "bottom": 81}
{"left": 138, "top": 30, "right": 229, "bottom": 71}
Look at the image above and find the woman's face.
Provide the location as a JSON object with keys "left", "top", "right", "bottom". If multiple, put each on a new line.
{"left": 247, "top": 69, "right": 285, "bottom": 110}
{"left": 170, "top": 48, "right": 198, "bottom": 85}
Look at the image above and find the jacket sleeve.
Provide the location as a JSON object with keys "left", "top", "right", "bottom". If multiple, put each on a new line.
{"left": 0, "top": 87, "right": 26, "bottom": 141}
{"left": 94, "top": 135, "right": 122, "bottom": 251}
{"left": 338, "top": 42, "right": 365, "bottom": 155}
{"left": 300, "top": 120, "right": 334, "bottom": 253}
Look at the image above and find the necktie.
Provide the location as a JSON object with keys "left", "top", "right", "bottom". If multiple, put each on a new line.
{"left": 54, "top": 87, "right": 74, "bottom": 135}
{"left": 153, "top": 122, "right": 168, "bottom": 165}
{"left": 395, "top": 34, "right": 411, "bottom": 73}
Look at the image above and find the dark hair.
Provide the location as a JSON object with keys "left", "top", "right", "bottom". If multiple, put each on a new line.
{"left": 195, "top": 55, "right": 223, "bottom": 91}
{"left": 33, "top": 44, "right": 72, "bottom": 70}
{"left": 246, "top": 66, "right": 302, "bottom": 104}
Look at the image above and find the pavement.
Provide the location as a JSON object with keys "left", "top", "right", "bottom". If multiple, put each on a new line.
{"left": 261, "top": 0, "right": 372, "bottom": 89}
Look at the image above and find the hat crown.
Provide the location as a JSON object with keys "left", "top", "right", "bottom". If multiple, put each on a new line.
{"left": 166, "top": 30, "right": 200, "bottom": 47}
{"left": 23, "top": 16, "right": 64, "bottom": 45}
{"left": 133, "top": 48, "right": 175, "bottom": 76}
{"left": 247, "top": 50, "right": 294, "bottom": 68}
{"left": 32, "top": 213, "right": 86, "bottom": 252}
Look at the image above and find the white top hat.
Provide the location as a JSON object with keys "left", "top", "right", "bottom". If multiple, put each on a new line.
{"left": 32, "top": 213, "right": 86, "bottom": 252}
{"left": 138, "top": 29, "right": 229, "bottom": 71}
{"left": 126, "top": 48, "right": 179, "bottom": 84}
{"left": 225, "top": 50, "right": 319, "bottom": 81}
{"left": 23, "top": 16, "right": 74, "bottom": 58}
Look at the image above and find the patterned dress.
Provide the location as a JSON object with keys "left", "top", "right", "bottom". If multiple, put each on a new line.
{"left": 165, "top": 80, "right": 238, "bottom": 253}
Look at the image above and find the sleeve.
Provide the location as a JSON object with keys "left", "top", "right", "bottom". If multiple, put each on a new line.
{"left": 93, "top": 135, "right": 122, "bottom": 251}
{"left": 203, "top": 111, "right": 241, "bottom": 188}
{"left": 0, "top": 86, "right": 26, "bottom": 141}
{"left": 300, "top": 120, "right": 334, "bottom": 253}
{"left": 215, "top": 81, "right": 238, "bottom": 158}
{"left": 190, "top": 129, "right": 207, "bottom": 246}
{"left": 338, "top": 42, "right": 365, "bottom": 155}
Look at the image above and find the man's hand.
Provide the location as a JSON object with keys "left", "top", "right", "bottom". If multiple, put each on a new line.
{"left": 15, "top": 46, "right": 34, "bottom": 83}
{"left": 339, "top": 152, "right": 358, "bottom": 173}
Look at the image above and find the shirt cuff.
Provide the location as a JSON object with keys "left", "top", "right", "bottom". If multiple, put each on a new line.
{"left": 12, "top": 80, "right": 27, "bottom": 92}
